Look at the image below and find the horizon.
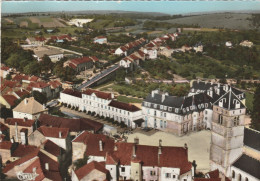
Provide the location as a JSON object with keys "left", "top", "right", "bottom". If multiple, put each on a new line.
{"left": 2, "top": 1, "right": 260, "bottom": 15}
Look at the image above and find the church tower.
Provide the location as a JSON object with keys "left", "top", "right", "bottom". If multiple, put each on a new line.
{"left": 210, "top": 88, "right": 246, "bottom": 177}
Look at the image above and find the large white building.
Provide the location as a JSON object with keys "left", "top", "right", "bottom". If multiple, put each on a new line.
{"left": 60, "top": 89, "right": 142, "bottom": 128}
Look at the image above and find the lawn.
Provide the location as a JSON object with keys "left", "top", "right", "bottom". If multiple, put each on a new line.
{"left": 245, "top": 92, "right": 254, "bottom": 112}
{"left": 116, "top": 96, "right": 143, "bottom": 104}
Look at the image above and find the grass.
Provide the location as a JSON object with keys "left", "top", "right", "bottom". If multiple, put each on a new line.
{"left": 38, "top": 17, "right": 53, "bottom": 22}
{"left": 116, "top": 96, "right": 143, "bottom": 104}
{"left": 245, "top": 92, "right": 254, "bottom": 112}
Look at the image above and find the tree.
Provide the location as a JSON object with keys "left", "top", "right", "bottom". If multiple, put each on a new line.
{"left": 5, "top": 73, "right": 12, "bottom": 80}
{"left": 73, "top": 155, "right": 89, "bottom": 170}
{"left": 40, "top": 55, "right": 54, "bottom": 73}
{"left": 250, "top": 85, "right": 260, "bottom": 131}
{"left": 31, "top": 91, "right": 48, "bottom": 105}
{"left": 24, "top": 61, "right": 41, "bottom": 76}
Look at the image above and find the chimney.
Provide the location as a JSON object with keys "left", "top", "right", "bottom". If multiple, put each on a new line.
{"left": 59, "top": 131, "right": 62, "bottom": 138}
{"left": 11, "top": 138, "right": 14, "bottom": 143}
{"left": 162, "top": 94, "right": 166, "bottom": 103}
{"left": 134, "top": 137, "right": 139, "bottom": 145}
{"left": 24, "top": 99, "right": 28, "bottom": 105}
{"left": 23, "top": 117, "right": 27, "bottom": 122}
{"left": 111, "top": 93, "right": 114, "bottom": 99}
{"left": 114, "top": 145, "right": 118, "bottom": 151}
{"left": 158, "top": 139, "right": 162, "bottom": 155}
{"left": 184, "top": 143, "right": 188, "bottom": 149}
{"left": 45, "top": 163, "right": 49, "bottom": 170}
{"left": 15, "top": 122, "right": 18, "bottom": 142}
{"left": 99, "top": 140, "right": 103, "bottom": 151}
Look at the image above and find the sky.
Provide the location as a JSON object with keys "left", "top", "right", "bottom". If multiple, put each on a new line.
{"left": 2, "top": 1, "right": 260, "bottom": 15}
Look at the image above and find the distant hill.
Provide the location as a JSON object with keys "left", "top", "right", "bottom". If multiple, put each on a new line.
{"left": 157, "top": 13, "right": 256, "bottom": 30}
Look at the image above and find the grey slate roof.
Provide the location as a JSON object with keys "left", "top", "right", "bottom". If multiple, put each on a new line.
{"left": 143, "top": 92, "right": 213, "bottom": 115}
{"left": 232, "top": 154, "right": 260, "bottom": 179}
{"left": 244, "top": 128, "right": 260, "bottom": 151}
{"left": 213, "top": 89, "right": 245, "bottom": 110}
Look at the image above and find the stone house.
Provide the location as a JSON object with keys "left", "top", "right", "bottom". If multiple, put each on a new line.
{"left": 12, "top": 97, "right": 47, "bottom": 120}
{"left": 72, "top": 161, "right": 110, "bottom": 181}
{"left": 27, "top": 81, "right": 52, "bottom": 99}
{"left": 28, "top": 126, "right": 70, "bottom": 150}
{"left": 64, "top": 57, "right": 94, "bottom": 73}
{"left": 0, "top": 95, "right": 18, "bottom": 109}
{"left": 2, "top": 118, "right": 35, "bottom": 144}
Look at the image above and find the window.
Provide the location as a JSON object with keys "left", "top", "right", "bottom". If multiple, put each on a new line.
{"left": 245, "top": 177, "right": 248, "bottom": 181}
{"left": 154, "top": 104, "right": 157, "bottom": 108}
{"left": 238, "top": 174, "right": 241, "bottom": 181}
{"left": 164, "top": 106, "right": 167, "bottom": 110}
{"left": 154, "top": 111, "right": 157, "bottom": 116}
{"left": 218, "top": 115, "right": 223, "bottom": 125}
{"left": 173, "top": 175, "right": 176, "bottom": 179}
{"left": 234, "top": 116, "right": 239, "bottom": 126}
{"left": 165, "top": 173, "right": 171, "bottom": 178}
{"left": 205, "top": 117, "right": 207, "bottom": 120}
{"left": 160, "top": 112, "right": 163, "bottom": 117}
{"left": 121, "top": 167, "right": 125, "bottom": 172}
{"left": 160, "top": 120, "right": 163, "bottom": 128}
{"left": 164, "top": 121, "right": 167, "bottom": 128}
{"left": 169, "top": 107, "right": 172, "bottom": 111}
{"left": 183, "top": 179, "right": 187, "bottom": 181}
{"left": 205, "top": 110, "right": 207, "bottom": 114}
{"left": 232, "top": 170, "right": 235, "bottom": 178}
{"left": 164, "top": 113, "right": 166, "bottom": 117}
{"left": 160, "top": 105, "right": 163, "bottom": 110}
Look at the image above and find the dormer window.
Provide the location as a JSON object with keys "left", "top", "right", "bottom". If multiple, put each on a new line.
{"left": 154, "top": 104, "right": 157, "bottom": 108}
{"left": 164, "top": 106, "right": 167, "bottom": 110}
{"left": 198, "top": 105, "right": 201, "bottom": 109}
{"left": 168, "top": 107, "right": 172, "bottom": 111}
{"left": 160, "top": 105, "right": 163, "bottom": 110}
{"left": 187, "top": 107, "right": 189, "bottom": 111}
{"left": 201, "top": 104, "right": 204, "bottom": 108}
{"left": 175, "top": 108, "right": 178, "bottom": 113}
{"left": 190, "top": 106, "right": 193, "bottom": 110}
{"left": 205, "top": 103, "right": 208, "bottom": 108}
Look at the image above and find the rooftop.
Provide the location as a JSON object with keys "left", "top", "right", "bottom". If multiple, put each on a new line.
{"left": 13, "top": 97, "right": 45, "bottom": 115}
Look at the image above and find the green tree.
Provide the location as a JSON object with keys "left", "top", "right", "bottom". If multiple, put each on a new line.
{"left": 32, "top": 91, "right": 48, "bottom": 104}
{"left": 24, "top": 61, "right": 41, "bottom": 76}
{"left": 73, "top": 155, "right": 89, "bottom": 170}
{"left": 250, "top": 85, "right": 260, "bottom": 131}
{"left": 40, "top": 55, "right": 54, "bottom": 73}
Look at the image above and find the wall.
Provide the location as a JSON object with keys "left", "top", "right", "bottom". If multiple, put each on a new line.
{"left": 72, "top": 142, "right": 87, "bottom": 162}
{"left": 160, "top": 167, "right": 180, "bottom": 181}
{"left": 81, "top": 169, "right": 107, "bottom": 181}
{"left": 46, "top": 137, "right": 67, "bottom": 150}
{"left": 0, "top": 149, "right": 11, "bottom": 164}
{"left": 231, "top": 166, "right": 258, "bottom": 181}
{"left": 106, "top": 164, "right": 117, "bottom": 181}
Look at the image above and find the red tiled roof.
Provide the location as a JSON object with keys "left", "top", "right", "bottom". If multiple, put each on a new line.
{"left": 22, "top": 158, "right": 45, "bottom": 181}
{"left": 194, "top": 179, "right": 221, "bottom": 181}
{"left": 69, "top": 63, "right": 77, "bottom": 69}
{"left": 12, "top": 74, "right": 29, "bottom": 82}
{"left": 35, "top": 37, "right": 46, "bottom": 41}
{"left": 95, "top": 36, "right": 106, "bottom": 39}
{"left": 207, "top": 169, "right": 219, "bottom": 178}
{"left": 43, "top": 170, "right": 62, "bottom": 181}
{"left": 29, "top": 76, "right": 39, "bottom": 82}
{"left": 12, "top": 144, "right": 38, "bottom": 157}
{"left": 75, "top": 161, "right": 109, "bottom": 180}
{"left": 37, "top": 126, "right": 69, "bottom": 139}
{"left": 42, "top": 139, "right": 64, "bottom": 157}
{"left": 0, "top": 141, "right": 12, "bottom": 150}
{"left": 83, "top": 89, "right": 113, "bottom": 100}
{"left": 90, "top": 56, "right": 99, "bottom": 62}
{"left": 120, "top": 46, "right": 128, "bottom": 52}
{"left": 72, "top": 131, "right": 114, "bottom": 157}
{"left": 48, "top": 80, "right": 61, "bottom": 89}
{"left": 129, "top": 54, "right": 140, "bottom": 60}
{"left": 0, "top": 122, "right": 8, "bottom": 132}
{"left": 106, "top": 152, "right": 119, "bottom": 165}
{"left": 28, "top": 81, "right": 49, "bottom": 89}
{"left": 39, "top": 114, "right": 103, "bottom": 133}
{"left": 58, "top": 35, "right": 72, "bottom": 40}
{"left": 109, "top": 100, "right": 140, "bottom": 112}
{"left": 62, "top": 89, "right": 82, "bottom": 98}
{"left": 70, "top": 57, "right": 92, "bottom": 65}
{"left": 147, "top": 43, "right": 155, "bottom": 47}
{"left": 1, "top": 66, "right": 9, "bottom": 71}
{"left": 2, "top": 149, "right": 39, "bottom": 173}
{"left": 3, "top": 80, "right": 19, "bottom": 88}
{"left": 2, "top": 95, "right": 18, "bottom": 107}
{"left": 138, "top": 50, "right": 145, "bottom": 57}
{"left": 5, "top": 118, "right": 35, "bottom": 127}
{"left": 14, "top": 89, "right": 30, "bottom": 98}
{"left": 51, "top": 36, "right": 58, "bottom": 40}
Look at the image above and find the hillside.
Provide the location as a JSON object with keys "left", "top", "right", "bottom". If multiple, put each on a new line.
{"left": 157, "top": 13, "right": 255, "bottom": 30}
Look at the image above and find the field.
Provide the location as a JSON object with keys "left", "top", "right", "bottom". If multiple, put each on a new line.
{"left": 116, "top": 96, "right": 143, "bottom": 104}
{"left": 159, "top": 13, "right": 253, "bottom": 30}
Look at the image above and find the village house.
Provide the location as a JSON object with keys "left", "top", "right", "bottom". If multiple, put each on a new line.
{"left": 1, "top": 80, "right": 21, "bottom": 95}
{"left": 2, "top": 149, "right": 62, "bottom": 181}
{"left": 1, "top": 117, "right": 35, "bottom": 144}
{"left": 10, "top": 144, "right": 38, "bottom": 162}
{"left": 193, "top": 43, "right": 203, "bottom": 53}
{"left": 26, "top": 36, "right": 46, "bottom": 46}
{"left": 72, "top": 132, "right": 193, "bottom": 181}
{"left": 225, "top": 41, "right": 232, "bottom": 48}
{"left": 27, "top": 81, "right": 52, "bottom": 98}
{"left": 12, "top": 97, "right": 47, "bottom": 120}
{"left": 0, "top": 66, "right": 10, "bottom": 78}
{"left": 38, "top": 113, "right": 103, "bottom": 136}
{"left": 94, "top": 36, "right": 108, "bottom": 44}
{"left": 159, "top": 46, "right": 174, "bottom": 58}
{"left": 13, "top": 74, "right": 40, "bottom": 84}
{"left": 0, "top": 141, "right": 13, "bottom": 164}
{"left": 33, "top": 47, "right": 64, "bottom": 62}
{"left": 72, "top": 161, "right": 110, "bottom": 181}
{"left": 239, "top": 40, "right": 254, "bottom": 48}
{"left": 114, "top": 38, "right": 146, "bottom": 56}
{"left": 60, "top": 89, "right": 82, "bottom": 109}
{"left": 0, "top": 94, "right": 18, "bottom": 109}
{"left": 28, "top": 126, "right": 70, "bottom": 150}
{"left": 48, "top": 80, "right": 62, "bottom": 98}
{"left": 51, "top": 34, "right": 72, "bottom": 43}
{"left": 64, "top": 57, "right": 94, "bottom": 72}
{"left": 12, "top": 88, "right": 30, "bottom": 99}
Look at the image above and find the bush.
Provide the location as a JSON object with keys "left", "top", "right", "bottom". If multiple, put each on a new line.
{"left": 68, "top": 105, "right": 71, "bottom": 108}
{"left": 75, "top": 107, "right": 79, "bottom": 111}
{"left": 91, "top": 112, "right": 96, "bottom": 116}
{"left": 72, "top": 106, "right": 75, "bottom": 110}
{"left": 64, "top": 103, "right": 67, "bottom": 107}
{"left": 101, "top": 116, "right": 105, "bottom": 119}
{"left": 83, "top": 110, "right": 87, "bottom": 113}
{"left": 88, "top": 111, "right": 91, "bottom": 115}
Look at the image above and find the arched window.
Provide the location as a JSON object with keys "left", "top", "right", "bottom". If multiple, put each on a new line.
{"left": 245, "top": 177, "right": 248, "bottom": 181}
{"left": 232, "top": 170, "right": 235, "bottom": 178}
{"left": 218, "top": 114, "right": 223, "bottom": 125}
{"left": 238, "top": 174, "right": 242, "bottom": 181}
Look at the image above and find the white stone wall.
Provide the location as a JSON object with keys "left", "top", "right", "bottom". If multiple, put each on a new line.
{"left": 46, "top": 137, "right": 67, "bottom": 150}
{"left": 160, "top": 167, "right": 181, "bottom": 181}
{"left": 49, "top": 54, "right": 64, "bottom": 63}
{"left": 106, "top": 165, "right": 117, "bottom": 181}
{"left": 119, "top": 165, "right": 131, "bottom": 180}
{"left": 88, "top": 156, "right": 106, "bottom": 163}
{"left": 13, "top": 111, "right": 35, "bottom": 120}
{"left": 60, "top": 92, "right": 82, "bottom": 108}
{"left": 180, "top": 170, "right": 193, "bottom": 181}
